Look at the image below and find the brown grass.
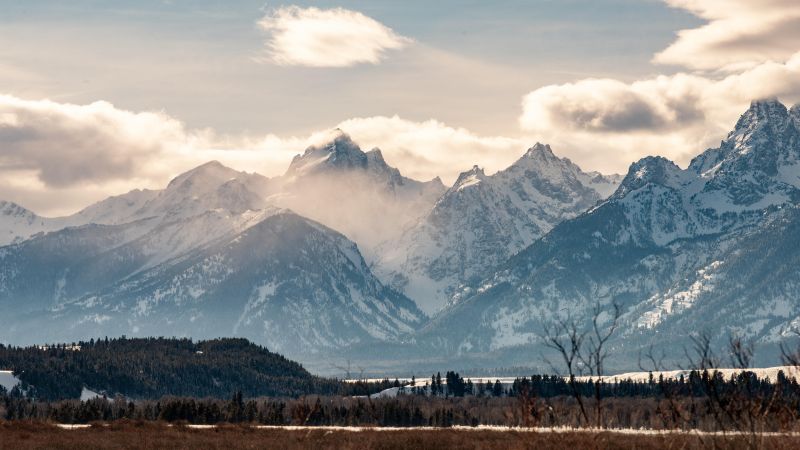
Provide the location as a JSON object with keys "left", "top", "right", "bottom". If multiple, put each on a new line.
{"left": 2, "top": 421, "right": 800, "bottom": 450}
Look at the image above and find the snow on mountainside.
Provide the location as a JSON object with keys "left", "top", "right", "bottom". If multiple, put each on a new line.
{"left": 0, "top": 132, "right": 440, "bottom": 258}
{"left": 0, "top": 161, "right": 268, "bottom": 245}
{"left": 421, "top": 99, "right": 800, "bottom": 365}
{"left": 71, "top": 189, "right": 159, "bottom": 225}
{"left": 0, "top": 132, "right": 441, "bottom": 359}
{"left": 0, "top": 210, "right": 424, "bottom": 356}
{"left": 80, "top": 161, "right": 270, "bottom": 225}
{"left": 268, "top": 131, "right": 445, "bottom": 257}
{"left": 0, "top": 157, "right": 425, "bottom": 357}
{"left": 0, "top": 201, "right": 73, "bottom": 246}
{"left": 374, "top": 143, "right": 621, "bottom": 314}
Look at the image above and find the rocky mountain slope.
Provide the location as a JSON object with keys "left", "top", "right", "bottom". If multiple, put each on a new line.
{"left": 374, "top": 143, "right": 621, "bottom": 314}
{"left": 420, "top": 99, "right": 800, "bottom": 366}
{"left": 0, "top": 163, "right": 424, "bottom": 358}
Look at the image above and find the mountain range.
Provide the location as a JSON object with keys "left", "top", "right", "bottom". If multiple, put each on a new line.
{"left": 374, "top": 143, "right": 620, "bottom": 313}
{"left": 419, "top": 99, "right": 800, "bottom": 368}
{"left": 2, "top": 99, "right": 799, "bottom": 372}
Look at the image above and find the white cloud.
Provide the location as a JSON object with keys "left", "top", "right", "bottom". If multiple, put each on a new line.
{"left": 520, "top": 77, "right": 705, "bottom": 133}
{"left": 335, "top": 116, "right": 524, "bottom": 182}
{"left": 517, "top": 1, "right": 800, "bottom": 173}
{"left": 257, "top": 6, "right": 411, "bottom": 67}
{"left": 0, "top": 94, "right": 527, "bottom": 216}
{"left": 655, "top": 0, "right": 800, "bottom": 71}
{"left": 520, "top": 53, "right": 800, "bottom": 173}
{"left": 0, "top": 95, "right": 188, "bottom": 187}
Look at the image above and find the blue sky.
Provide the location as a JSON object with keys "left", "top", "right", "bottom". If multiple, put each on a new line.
{"left": 0, "top": 0, "right": 696, "bottom": 134}
{"left": 1, "top": 0, "right": 799, "bottom": 215}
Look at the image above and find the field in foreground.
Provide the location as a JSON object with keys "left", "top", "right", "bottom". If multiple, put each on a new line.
{"left": 2, "top": 423, "right": 800, "bottom": 450}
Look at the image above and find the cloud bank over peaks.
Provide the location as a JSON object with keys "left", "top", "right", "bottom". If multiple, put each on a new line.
{"left": 0, "top": 95, "right": 187, "bottom": 187}
{"left": 518, "top": 0, "right": 800, "bottom": 175}
{"left": 257, "top": 6, "right": 412, "bottom": 68}
{"left": 334, "top": 115, "right": 525, "bottom": 183}
{"left": 0, "top": 94, "right": 528, "bottom": 217}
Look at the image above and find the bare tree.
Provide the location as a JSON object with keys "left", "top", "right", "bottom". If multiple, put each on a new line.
{"left": 579, "top": 301, "right": 621, "bottom": 428}
{"left": 779, "top": 329, "right": 800, "bottom": 369}
{"left": 332, "top": 359, "right": 354, "bottom": 380}
{"left": 639, "top": 345, "right": 694, "bottom": 431}
{"left": 542, "top": 312, "right": 590, "bottom": 425}
{"left": 541, "top": 300, "right": 621, "bottom": 428}
{"left": 729, "top": 334, "right": 754, "bottom": 371}
{"left": 684, "top": 332, "right": 779, "bottom": 449}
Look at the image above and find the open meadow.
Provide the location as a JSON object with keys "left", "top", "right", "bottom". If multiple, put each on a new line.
{"left": 4, "top": 422, "right": 800, "bottom": 450}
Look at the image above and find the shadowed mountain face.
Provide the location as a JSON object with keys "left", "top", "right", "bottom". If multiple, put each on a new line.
{"left": 419, "top": 99, "right": 800, "bottom": 367}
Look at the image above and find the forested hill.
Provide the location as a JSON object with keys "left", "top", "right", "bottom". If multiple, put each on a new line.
{"left": 0, "top": 337, "right": 345, "bottom": 400}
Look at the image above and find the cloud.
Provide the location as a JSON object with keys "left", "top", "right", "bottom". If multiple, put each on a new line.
{"left": 0, "top": 94, "right": 302, "bottom": 215}
{"left": 335, "top": 116, "right": 524, "bottom": 182}
{"left": 518, "top": 1, "right": 800, "bottom": 173}
{"left": 519, "top": 53, "right": 800, "bottom": 173}
{"left": 0, "top": 94, "right": 527, "bottom": 216}
{"left": 257, "top": 6, "right": 411, "bottom": 67}
{"left": 0, "top": 95, "right": 189, "bottom": 187}
{"left": 520, "top": 77, "right": 705, "bottom": 133}
{"left": 655, "top": 0, "right": 800, "bottom": 71}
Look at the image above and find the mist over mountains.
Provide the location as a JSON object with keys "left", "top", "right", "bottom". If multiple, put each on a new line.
{"left": 2, "top": 99, "right": 800, "bottom": 373}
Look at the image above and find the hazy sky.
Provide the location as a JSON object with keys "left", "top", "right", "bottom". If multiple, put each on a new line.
{"left": 2, "top": 0, "right": 800, "bottom": 215}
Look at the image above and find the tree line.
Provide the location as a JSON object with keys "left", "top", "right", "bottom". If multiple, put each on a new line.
{"left": 0, "top": 337, "right": 397, "bottom": 400}
{"left": 4, "top": 369, "right": 800, "bottom": 431}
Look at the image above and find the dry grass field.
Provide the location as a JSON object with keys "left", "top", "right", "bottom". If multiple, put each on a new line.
{"left": 2, "top": 422, "right": 800, "bottom": 450}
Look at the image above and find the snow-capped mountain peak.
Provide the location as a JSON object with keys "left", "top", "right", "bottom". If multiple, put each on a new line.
{"left": 614, "top": 156, "right": 687, "bottom": 198}
{"left": 167, "top": 160, "right": 252, "bottom": 191}
{"left": 286, "top": 131, "right": 368, "bottom": 175}
{"left": 451, "top": 165, "right": 487, "bottom": 192}
{"left": 0, "top": 201, "right": 35, "bottom": 219}
{"left": 0, "top": 201, "right": 69, "bottom": 246}
{"left": 522, "top": 142, "right": 557, "bottom": 160}
{"left": 284, "top": 131, "right": 418, "bottom": 190}
{"left": 268, "top": 132, "right": 447, "bottom": 255}
{"left": 732, "top": 98, "right": 793, "bottom": 138}
{"left": 54, "top": 162, "right": 266, "bottom": 231}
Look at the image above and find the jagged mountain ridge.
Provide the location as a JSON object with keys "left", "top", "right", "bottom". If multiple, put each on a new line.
{"left": 373, "top": 143, "right": 621, "bottom": 314}
{"left": 0, "top": 130, "right": 634, "bottom": 359}
{"left": 0, "top": 132, "right": 446, "bottom": 257}
{"left": 10, "top": 100, "right": 797, "bottom": 372}
{"left": 420, "top": 99, "right": 800, "bottom": 366}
